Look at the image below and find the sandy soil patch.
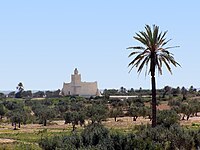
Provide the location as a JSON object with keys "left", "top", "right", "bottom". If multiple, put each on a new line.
{"left": 103, "top": 117, "right": 151, "bottom": 129}
{"left": 0, "top": 138, "right": 16, "bottom": 143}
{"left": 180, "top": 115, "right": 200, "bottom": 125}
{"left": 157, "top": 103, "right": 171, "bottom": 110}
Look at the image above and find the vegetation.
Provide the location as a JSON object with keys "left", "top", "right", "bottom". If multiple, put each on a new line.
{"left": 0, "top": 85, "right": 200, "bottom": 149}
{"left": 127, "top": 25, "right": 180, "bottom": 127}
{"left": 39, "top": 123, "right": 200, "bottom": 150}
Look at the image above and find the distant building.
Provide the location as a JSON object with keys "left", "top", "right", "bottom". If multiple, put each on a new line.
{"left": 62, "top": 68, "right": 100, "bottom": 97}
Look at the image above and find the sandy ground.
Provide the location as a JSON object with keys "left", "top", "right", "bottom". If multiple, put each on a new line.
{"left": 0, "top": 138, "right": 16, "bottom": 143}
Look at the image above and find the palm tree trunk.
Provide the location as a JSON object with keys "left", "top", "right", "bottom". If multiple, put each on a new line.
{"left": 151, "top": 75, "right": 157, "bottom": 127}
{"left": 151, "top": 53, "right": 157, "bottom": 127}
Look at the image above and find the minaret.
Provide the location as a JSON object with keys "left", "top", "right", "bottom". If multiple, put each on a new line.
{"left": 71, "top": 68, "right": 81, "bottom": 95}
{"left": 71, "top": 68, "right": 81, "bottom": 84}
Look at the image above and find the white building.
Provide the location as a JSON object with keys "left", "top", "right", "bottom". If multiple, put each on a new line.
{"left": 62, "top": 68, "right": 100, "bottom": 97}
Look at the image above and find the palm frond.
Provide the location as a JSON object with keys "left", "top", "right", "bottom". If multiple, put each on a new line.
{"left": 158, "top": 57, "right": 163, "bottom": 75}
{"left": 157, "top": 31, "right": 167, "bottom": 47}
{"left": 140, "top": 31, "right": 151, "bottom": 48}
{"left": 145, "top": 55, "right": 150, "bottom": 76}
{"left": 160, "top": 49, "right": 170, "bottom": 54}
{"left": 127, "top": 46, "right": 145, "bottom": 50}
{"left": 128, "top": 50, "right": 150, "bottom": 72}
{"left": 128, "top": 54, "right": 145, "bottom": 67}
{"left": 164, "top": 46, "right": 180, "bottom": 50}
{"left": 160, "top": 53, "right": 180, "bottom": 67}
{"left": 161, "top": 57, "right": 172, "bottom": 74}
{"left": 167, "top": 55, "right": 181, "bottom": 67}
{"left": 161, "top": 39, "right": 172, "bottom": 47}
{"left": 128, "top": 51, "right": 140, "bottom": 57}
{"left": 153, "top": 25, "right": 159, "bottom": 45}
{"left": 130, "top": 56, "right": 144, "bottom": 67}
{"left": 155, "top": 54, "right": 162, "bottom": 75}
{"left": 134, "top": 33, "right": 148, "bottom": 46}
{"left": 157, "top": 31, "right": 162, "bottom": 43}
{"left": 137, "top": 56, "right": 150, "bottom": 74}
{"left": 128, "top": 65, "right": 135, "bottom": 73}
{"left": 145, "top": 25, "right": 153, "bottom": 46}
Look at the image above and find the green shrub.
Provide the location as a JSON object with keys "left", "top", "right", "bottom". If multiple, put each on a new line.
{"left": 81, "top": 123, "right": 110, "bottom": 147}
{"left": 39, "top": 135, "right": 63, "bottom": 150}
{"left": 157, "top": 110, "right": 180, "bottom": 128}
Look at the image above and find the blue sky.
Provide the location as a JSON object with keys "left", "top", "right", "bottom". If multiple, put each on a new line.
{"left": 0, "top": 1, "right": 199, "bottom": 91}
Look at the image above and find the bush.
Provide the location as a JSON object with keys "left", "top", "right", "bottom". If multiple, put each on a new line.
{"left": 157, "top": 110, "right": 180, "bottom": 128}
{"left": 81, "top": 123, "right": 110, "bottom": 147}
{"left": 39, "top": 135, "right": 63, "bottom": 150}
{"left": 62, "top": 133, "right": 82, "bottom": 149}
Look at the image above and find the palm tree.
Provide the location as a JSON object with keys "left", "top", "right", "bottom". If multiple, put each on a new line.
{"left": 127, "top": 25, "right": 180, "bottom": 127}
{"left": 15, "top": 82, "right": 24, "bottom": 98}
{"left": 17, "top": 82, "right": 24, "bottom": 91}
